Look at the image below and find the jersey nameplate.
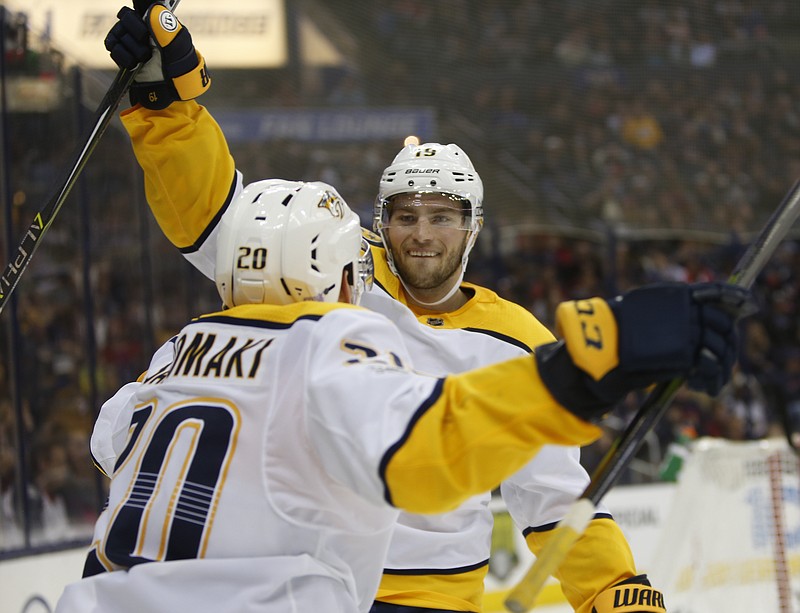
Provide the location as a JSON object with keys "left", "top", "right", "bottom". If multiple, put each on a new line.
{"left": 147, "top": 331, "right": 272, "bottom": 383}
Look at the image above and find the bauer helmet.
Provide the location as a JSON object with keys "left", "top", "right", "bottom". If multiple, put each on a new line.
{"left": 373, "top": 143, "right": 484, "bottom": 280}
{"left": 215, "top": 179, "right": 373, "bottom": 308}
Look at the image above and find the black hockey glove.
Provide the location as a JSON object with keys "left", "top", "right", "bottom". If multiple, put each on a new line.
{"left": 537, "top": 282, "right": 754, "bottom": 422}
{"left": 104, "top": 3, "right": 210, "bottom": 109}
{"left": 592, "top": 574, "right": 666, "bottom": 613}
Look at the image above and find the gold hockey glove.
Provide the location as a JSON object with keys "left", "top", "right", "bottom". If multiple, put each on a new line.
{"left": 105, "top": 3, "right": 210, "bottom": 110}
{"left": 536, "top": 282, "right": 753, "bottom": 422}
{"left": 592, "top": 574, "right": 666, "bottom": 613}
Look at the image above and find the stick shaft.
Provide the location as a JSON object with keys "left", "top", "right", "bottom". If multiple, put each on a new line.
{"left": 0, "top": 68, "right": 136, "bottom": 314}
{"left": 587, "top": 177, "right": 800, "bottom": 504}
{"left": 505, "top": 178, "right": 800, "bottom": 613}
{"left": 504, "top": 499, "right": 595, "bottom": 613}
{"left": 0, "top": 0, "right": 181, "bottom": 314}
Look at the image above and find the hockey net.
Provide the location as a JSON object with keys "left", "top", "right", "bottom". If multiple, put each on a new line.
{"left": 649, "top": 437, "right": 800, "bottom": 613}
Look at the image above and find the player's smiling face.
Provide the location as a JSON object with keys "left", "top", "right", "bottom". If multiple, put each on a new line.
{"left": 384, "top": 193, "right": 469, "bottom": 294}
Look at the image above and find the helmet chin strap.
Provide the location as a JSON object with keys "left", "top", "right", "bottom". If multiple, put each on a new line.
{"left": 399, "top": 267, "right": 466, "bottom": 308}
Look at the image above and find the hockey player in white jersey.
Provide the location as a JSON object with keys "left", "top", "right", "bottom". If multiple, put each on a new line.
{"left": 55, "top": 179, "right": 745, "bottom": 613}
{"left": 99, "top": 5, "right": 751, "bottom": 612}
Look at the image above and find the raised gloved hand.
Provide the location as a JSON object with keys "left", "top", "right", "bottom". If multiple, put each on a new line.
{"left": 592, "top": 574, "right": 665, "bottom": 613}
{"left": 104, "top": 2, "right": 210, "bottom": 109}
{"left": 537, "top": 282, "right": 754, "bottom": 422}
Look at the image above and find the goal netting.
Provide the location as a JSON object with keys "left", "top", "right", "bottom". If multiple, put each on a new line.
{"left": 649, "top": 437, "right": 800, "bottom": 613}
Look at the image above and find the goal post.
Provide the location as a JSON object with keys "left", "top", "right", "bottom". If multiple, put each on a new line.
{"left": 649, "top": 437, "right": 800, "bottom": 613}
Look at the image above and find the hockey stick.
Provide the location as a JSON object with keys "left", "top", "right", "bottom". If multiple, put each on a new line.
{"left": 504, "top": 178, "right": 800, "bottom": 613}
{"left": 0, "top": 0, "right": 180, "bottom": 315}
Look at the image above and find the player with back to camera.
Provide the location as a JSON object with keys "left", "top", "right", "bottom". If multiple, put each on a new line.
{"left": 56, "top": 179, "right": 745, "bottom": 613}
{"left": 101, "top": 4, "right": 752, "bottom": 612}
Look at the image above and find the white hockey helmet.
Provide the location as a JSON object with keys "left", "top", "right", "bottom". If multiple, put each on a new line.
{"left": 215, "top": 179, "right": 373, "bottom": 308}
{"left": 373, "top": 143, "right": 484, "bottom": 278}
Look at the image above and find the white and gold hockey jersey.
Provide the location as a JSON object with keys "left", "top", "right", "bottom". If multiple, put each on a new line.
{"left": 116, "top": 101, "right": 642, "bottom": 613}
{"left": 56, "top": 302, "right": 599, "bottom": 613}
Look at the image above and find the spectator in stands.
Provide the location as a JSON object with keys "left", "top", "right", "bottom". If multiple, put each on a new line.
{"left": 718, "top": 367, "right": 770, "bottom": 440}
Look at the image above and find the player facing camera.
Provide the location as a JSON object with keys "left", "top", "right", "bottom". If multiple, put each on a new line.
{"left": 373, "top": 142, "right": 483, "bottom": 308}
{"left": 214, "top": 179, "right": 374, "bottom": 308}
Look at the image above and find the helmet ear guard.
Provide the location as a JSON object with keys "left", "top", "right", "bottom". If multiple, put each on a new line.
{"left": 215, "top": 179, "right": 372, "bottom": 308}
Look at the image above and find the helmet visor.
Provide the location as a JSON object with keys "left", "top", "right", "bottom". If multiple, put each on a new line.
{"left": 359, "top": 237, "right": 375, "bottom": 293}
{"left": 348, "top": 236, "right": 374, "bottom": 305}
{"left": 380, "top": 192, "right": 472, "bottom": 231}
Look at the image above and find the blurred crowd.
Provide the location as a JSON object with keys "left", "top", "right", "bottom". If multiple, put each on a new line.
{"left": 3, "top": 9, "right": 62, "bottom": 78}
{"left": 3, "top": 0, "right": 800, "bottom": 548}
{"left": 354, "top": 0, "right": 800, "bottom": 233}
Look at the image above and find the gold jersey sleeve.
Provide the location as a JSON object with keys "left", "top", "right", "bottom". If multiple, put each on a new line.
{"left": 526, "top": 518, "right": 638, "bottom": 613}
{"left": 120, "top": 101, "right": 236, "bottom": 251}
{"left": 384, "top": 354, "right": 601, "bottom": 514}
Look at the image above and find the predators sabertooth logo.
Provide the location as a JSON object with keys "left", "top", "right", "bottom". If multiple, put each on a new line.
{"left": 318, "top": 191, "right": 345, "bottom": 219}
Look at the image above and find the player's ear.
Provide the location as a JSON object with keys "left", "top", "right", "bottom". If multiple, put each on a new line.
{"left": 339, "top": 270, "right": 352, "bottom": 304}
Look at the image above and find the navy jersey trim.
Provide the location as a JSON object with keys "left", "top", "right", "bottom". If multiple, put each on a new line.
{"left": 522, "top": 512, "right": 614, "bottom": 536}
{"left": 179, "top": 171, "right": 238, "bottom": 254}
{"left": 462, "top": 327, "right": 533, "bottom": 354}
{"left": 373, "top": 276, "right": 392, "bottom": 297}
{"left": 379, "top": 378, "right": 447, "bottom": 506}
{"left": 383, "top": 559, "right": 490, "bottom": 575}
{"left": 82, "top": 549, "right": 108, "bottom": 578}
{"left": 194, "top": 313, "right": 324, "bottom": 330}
{"left": 90, "top": 449, "right": 108, "bottom": 478}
